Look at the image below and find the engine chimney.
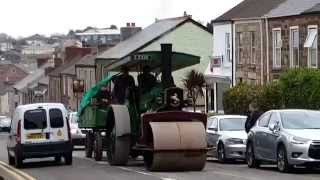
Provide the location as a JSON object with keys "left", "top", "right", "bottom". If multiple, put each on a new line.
{"left": 161, "top": 44, "right": 174, "bottom": 88}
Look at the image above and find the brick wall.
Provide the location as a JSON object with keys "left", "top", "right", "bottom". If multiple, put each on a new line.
{"left": 235, "top": 21, "right": 264, "bottom": 85}
{"left": 268, "top": 15, "right": 320, "bottom": 81}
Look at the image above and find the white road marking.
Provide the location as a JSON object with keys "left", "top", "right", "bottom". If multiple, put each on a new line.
{"left": 78, "top": 156, "right": 177, "bottom": 180}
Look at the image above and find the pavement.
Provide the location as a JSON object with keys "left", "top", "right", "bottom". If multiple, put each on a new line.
{"left": 1, "top": 132, "right": 320, "bottom": 180}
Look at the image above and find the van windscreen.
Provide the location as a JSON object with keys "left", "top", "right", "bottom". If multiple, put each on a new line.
{"left": 24, "top": 109, "right": 47, "bottom": 130}
{"left": 49, "top": 109, "right": 64, "bottom": 128}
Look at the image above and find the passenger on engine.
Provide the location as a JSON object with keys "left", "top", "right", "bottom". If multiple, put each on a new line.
{"left": 112, "top": 66, "right": 135, "bottom": 104}
{"left": 138, "top": 65, "right": 156, "bottom": 94}
{"left": 95, "top": 85, "right": 111, "bottom": 107}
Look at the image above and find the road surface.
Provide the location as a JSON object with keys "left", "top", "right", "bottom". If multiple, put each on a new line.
{"left": 0, "top": 133, "right": 320, "bottom": 180}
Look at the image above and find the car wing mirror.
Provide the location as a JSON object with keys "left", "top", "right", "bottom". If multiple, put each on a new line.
{"left": 269, "top": 124, "right": 275, "bottom": 131}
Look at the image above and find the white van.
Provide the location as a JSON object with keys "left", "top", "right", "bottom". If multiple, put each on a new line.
{"left": 7, "top": 103, "right": 73, "bottom": 168}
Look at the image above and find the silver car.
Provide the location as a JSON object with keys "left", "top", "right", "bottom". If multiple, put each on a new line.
{"left": 247, "top": 109, "right": 320, "bottom": 172}
{"left": 207, "top": 115, "right": 247, "bottom": 163}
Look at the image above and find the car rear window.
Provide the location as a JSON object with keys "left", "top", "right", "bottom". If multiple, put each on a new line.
{"left": 49, "top": 109, "right": 64, "bottom": 128}
{"left": 24, "top": 109, "right": 47, "bottom": 130}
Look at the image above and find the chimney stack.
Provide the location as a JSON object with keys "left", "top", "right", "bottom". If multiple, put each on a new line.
{"left": 126, "top": 22, "right": 130, "bottom": 27}
{"left": 131, "top": 22, "right": 135, "bottom": 27}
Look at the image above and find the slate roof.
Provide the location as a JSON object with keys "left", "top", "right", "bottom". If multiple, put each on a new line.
{"left": 213, "top": 0, "right": 285, "bottom": 22}
{"left": 14, "top": 63, "right": 51, "bottom": 92}
{"left": 97, "top": 16, "right": 208, "bottom": 61}
{"left": 266, "top": 0, "right": 320, "bottom": 18}
{"left": 213, "top": 0, "right": 320, "bottom": 22}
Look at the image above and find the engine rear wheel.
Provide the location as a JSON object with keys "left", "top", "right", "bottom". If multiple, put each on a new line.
{"left": 94, "top": 133, "right": 103, "bottom": 161}
{"left": 85, "top": 132, "right": 94, "bottom": 158}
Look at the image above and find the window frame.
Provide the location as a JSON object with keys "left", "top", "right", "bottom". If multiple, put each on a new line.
{"left": 225, "top": 33, "right": 231, "bottom": 63}
{"left": 258, "top": 112, "right": 271, "bottom": 128}
{"left": 307, "top": 25, "right": 318, "bottom": 68}
{"left": 237, "top": 32, "right": 244, "bottom": 64}
{"left": 272, "top": 28, "right": 282, "bottom": 69}
{"left": 49, "top": 108, "right": 64, "bottom": 128}
{"left": 250, "top": 31, "right": 256, "bottom": 65}
{"left": 289, "top": 26, "right": 299, "bottom": 68}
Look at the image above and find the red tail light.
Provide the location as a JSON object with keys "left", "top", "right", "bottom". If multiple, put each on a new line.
{"left": 16, "top": 120, "right": 21, "bottom": 143}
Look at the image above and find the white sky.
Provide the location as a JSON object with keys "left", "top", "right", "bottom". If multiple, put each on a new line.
{"left": 0, "top": 0, "right": 242, "bottom": 38}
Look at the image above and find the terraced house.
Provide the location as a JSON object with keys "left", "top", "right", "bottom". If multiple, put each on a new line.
{"left": 208, "top": 0, "right": 320, "bottom": 113}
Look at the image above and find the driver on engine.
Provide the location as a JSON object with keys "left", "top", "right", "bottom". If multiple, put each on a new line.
{"left": 112, "top": 66, "right": 135, "bottom": 104}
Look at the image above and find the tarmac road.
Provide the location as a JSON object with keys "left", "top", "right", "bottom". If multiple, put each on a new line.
{"left": 0, "top": 133, "right": 320, "bottom": 180}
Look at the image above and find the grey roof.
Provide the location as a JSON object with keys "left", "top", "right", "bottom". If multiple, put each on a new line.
{"left": 266, "top": 0, "right": 320, "bottom": 18}
{"left": 303, "top": 3, "right": 320, "bottom": 14}
{"left": 213, "top": 0, "right": 320, "bottom": 22}
{"left": 97, "top": 16, "right": 194, "bottom": 60}
{"left": 213, "top": 0, "right": 285, "bottom": 22}
{"left": 14, "top": 63, "right": 51, "bottom": 91}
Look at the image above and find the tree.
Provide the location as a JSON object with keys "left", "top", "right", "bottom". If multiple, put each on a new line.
{"left": 110, "top": 25, "right": 117, "bottom": 29}
{"left": 183, "top": 70, "right": 206, "bottom": 112}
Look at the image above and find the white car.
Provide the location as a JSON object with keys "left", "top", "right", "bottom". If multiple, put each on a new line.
{"left": 207, "top": 115, "right": 247, "bottom": 163}
{"left": 0, "top": 117, "right": 11, "bottom": 132}
{"left": 7, "top": 103, "right": 73, "bottom": 168}
{"left": 69, "top": 112, "right": 86, "bottom": 146}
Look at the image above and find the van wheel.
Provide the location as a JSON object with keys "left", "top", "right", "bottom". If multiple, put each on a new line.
{"left": 94, "top": 133, "right": 103, "bottom": 161}
{"left": 64, "top": 153, "right": 72, "bottom": 165}
{"left": 14, "top": 151, "right": 23, "bottom": 168}
{"left": 8, "top": 152, "right": 14, "bottom": 166}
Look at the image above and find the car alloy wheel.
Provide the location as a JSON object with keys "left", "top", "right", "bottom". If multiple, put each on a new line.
{"left": 277, "top": 146, "right": 291, "bottom": 173}
{"left": 217, "top": 143, "right": 226, "bottom": 163}
{"left": 246, "top": 143, "right": 259, "bottom": 168}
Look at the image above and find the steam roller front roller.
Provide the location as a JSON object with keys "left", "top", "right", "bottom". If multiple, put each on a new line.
{"left": 107, "top": 105, "right": 131, "bottom": 165}
{"left": 144, "top": 121, "right": 207, "bottom": 171}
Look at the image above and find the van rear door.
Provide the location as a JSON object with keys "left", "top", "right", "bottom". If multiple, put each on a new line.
{"left": 48, "top": 107, "right": 69, "bottom": 142}
{"left": 22, "top": 108, "right": 51, "bottom": 144}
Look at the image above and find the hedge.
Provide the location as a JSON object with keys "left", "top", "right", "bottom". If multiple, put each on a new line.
{"left": 223, "top": 68, "right": 320, "bottom": 114}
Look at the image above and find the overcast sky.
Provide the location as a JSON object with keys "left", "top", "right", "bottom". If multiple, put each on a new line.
{"left": 1, "top": 0, "right": 242, "bottom": 38}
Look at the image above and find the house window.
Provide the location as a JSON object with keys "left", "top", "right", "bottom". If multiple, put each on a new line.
{"left": 237, "top": 32, "right": 244, "bottom": 64}
{"left": 304, "top": 26, "right": 318, "bottom": 68}
{"left": 290, "top": 27, "right": 299, "bottom": 68}
{"left": 225, "top": 33, "right": 231, "bottom": 62}
{"left": 272, "top": 28, "right": 282, "bottom": 68}
{"left": 250, "top": 31, "right": 256, "bottom": 64}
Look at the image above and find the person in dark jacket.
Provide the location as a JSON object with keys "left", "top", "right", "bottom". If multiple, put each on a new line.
{"left": 138, "top": 65, "right": 156, "bottom": 94}
{"left": 112, "top": 66, "right": 135, "bottom": 104}
{"left": 95, "top": 85, "right": 111, "bottom": 107}
{"left": 245, "top": 103, "right": 263, "bottom": 133}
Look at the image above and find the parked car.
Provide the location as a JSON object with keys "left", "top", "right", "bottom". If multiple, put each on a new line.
{"left": 68, "top": 112, "right": 85, "bottom": 146}
{"left": 246, "top": 109, "right": 320, "bottom": 172}
{"left": 7, "top": 103, "right": 73, "bottom": 168}
{"left": 0, "top": 116, "right": 11, "bottom": 132}
{"left": 207, "top": 115, "right": 247, "bottom": 162}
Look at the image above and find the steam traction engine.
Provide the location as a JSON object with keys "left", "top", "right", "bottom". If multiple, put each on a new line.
{"left": 78, "top": 44, "right": 208, "bottom": 171}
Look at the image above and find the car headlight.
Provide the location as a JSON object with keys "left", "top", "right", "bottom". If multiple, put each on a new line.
{"left": 291, "top": 136, "right": 310, "bottom": 144}
{"left": 226, "top": 138, "right": 245, "bottom": 144}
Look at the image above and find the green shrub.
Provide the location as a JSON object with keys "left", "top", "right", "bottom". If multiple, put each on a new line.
{"left": 257, "top": 81, "right": 282, "bottom": 111}
{"left": 223, "top": 83, "right": 259, "bottom": 115}
{"left": 279, "top": 68, "right": 320, "bottom": 109}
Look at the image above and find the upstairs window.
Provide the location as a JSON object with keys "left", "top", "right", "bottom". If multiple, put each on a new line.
{"left": 250, "top": 31, "right": 256, "bottom": 64}
{"left": 236, "top": 32, "right": 244, "bottom": 64}
{"left": 304, "top": 26, "right": 318, "bottom": 68}
{"left": 290, "top": 27, "right": 299, "bottom": 68}
{"left": 272, "top": 28, "right": 282, "bottom": 68}
{"left": 225, "top": 33, "right": 231, "bottom": 63}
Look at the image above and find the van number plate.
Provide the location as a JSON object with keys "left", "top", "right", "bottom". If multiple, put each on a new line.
{"left": 27, "top": 133, "right": 44, "bottom": 139}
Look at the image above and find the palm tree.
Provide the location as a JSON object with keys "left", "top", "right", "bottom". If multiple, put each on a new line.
{"left": 183, "top": 70, "right": 206, "bottom": 112}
